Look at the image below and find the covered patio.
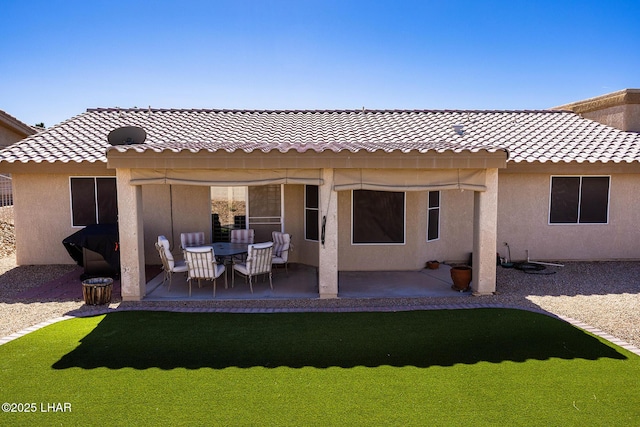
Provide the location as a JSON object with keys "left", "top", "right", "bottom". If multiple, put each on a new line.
{"left": 100, "top": 109, "right": 508, "bottom": 301}
{"left": 143, "top": 263, "right": 472, "bottom": 301}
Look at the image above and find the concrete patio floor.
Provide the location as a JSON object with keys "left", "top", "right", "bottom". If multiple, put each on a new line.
{"left": 144, "top": 263, "right": 471, "bottom": 301}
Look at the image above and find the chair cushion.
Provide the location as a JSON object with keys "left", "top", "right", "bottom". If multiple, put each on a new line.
{"left": 172, "top": 259, "right": 188, "bottom": 273}
{"left": 251, "top": 241, "right": 274, "bottom": 250}
{"left": 213, "top": 263, "right": 225, "bottom": 278}
{"left": 181, "top": 232, "right": 205, "bottom": 248}
{"left": 157, "top": 235, "right": 176, "bottom": 266}
{"left": 231, "top": 229, "right": 255, "bottom": 244}
{"left": 233, "top": 262, "right": 249, "bottom": 275}
{"left": 186, "top": 246, "right": 212, "bottom": 253}
{"left": 158, "top": 235, "right": 170, "bottom": 251}
{"left": 271, "top": 232, "right": 290, "bottom": 258}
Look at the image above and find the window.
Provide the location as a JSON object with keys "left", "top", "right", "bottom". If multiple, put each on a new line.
{"left": 352, "top": 190, "right": 405, "bottom": 244}
{"left": 549, "top": 176, "right": 610, "bottom": 224}
{"left": 305, "top": 185, "right": 319, "bottom": 241}
{"left": 427, "top": 191, "right": 440, "bottom": 241}
{"left": 70, "top": 177, "right": 118, "bottom": 226}
{"left": 248, "top": 185, "right": 281, "bottom": 224}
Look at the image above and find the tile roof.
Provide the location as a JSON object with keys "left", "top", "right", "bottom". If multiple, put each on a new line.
{"left": 0, "top": 108, "right": 639, "bottom": 165}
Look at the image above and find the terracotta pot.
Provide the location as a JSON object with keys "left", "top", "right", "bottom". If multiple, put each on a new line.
{"left": 426, "top": 261, "right": 440, "bottom": 270}
{"left": 450, "top": 266, "right": 472, "bottom": 292}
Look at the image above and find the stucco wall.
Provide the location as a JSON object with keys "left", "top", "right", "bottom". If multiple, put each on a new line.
{"left": 0, "top": 125, "right": 27, "bottom": 148}
{"left": 138, "top": 183, "right": 477, "bottom": 271}
{"left": 581, "top": 104, "right": 640, "bottom": 133}
{"left": 336, "top": 189, "right": 475, "bottom": 271}
{"left": 282, "top": 185, "right": 317, "bottom": 266}
{"left": 498, "top": 171, "right": 640, "bottom": 262}
{"left": 13, "top": 172, "right": 116, "bottom": 264}
{"left": 142, "top": 184, "right": 212, "bottom": 262}
{"left": 12, "top": 170, "right": 640, "bottom": 268}
{"left": 214, "top": 185, "right": 475, "bottom": 271}
{"left": 12, "top": 175, "right": 211, "bottom": 266}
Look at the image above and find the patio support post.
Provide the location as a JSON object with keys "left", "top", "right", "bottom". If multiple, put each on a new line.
{"left": 318, "top": 168, "right": 338, "bottom": 298}
{"left": 116, "top": 168, "right": 146, "bottom": 301}
{"left": 472, "top": 167, "right": 498, "bottom": 295}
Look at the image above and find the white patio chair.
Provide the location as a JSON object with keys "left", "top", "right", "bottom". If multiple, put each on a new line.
{"left": 230, "top": 228, "right": 254, "bottom": 261}
{"left": 156, "top": 235, "right": 188, "bottom": 290}
{"left": 271, "top": 231, "right": 292, "bottom": 274}
{"left": 183, "top": 246, "right": 226, "bottom": 297}
{"left": 180, "top": 231, "right": 205, "bottom": 249}
{"left": 232, "top": 242, "right": 274, "bottom": 293}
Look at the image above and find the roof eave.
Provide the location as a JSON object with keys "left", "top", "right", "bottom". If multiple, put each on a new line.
{"left": 106, "top": 147, "right": 508, "bottom": 170}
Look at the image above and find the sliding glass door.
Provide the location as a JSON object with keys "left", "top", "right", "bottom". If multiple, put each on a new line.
{"left": 211, "top": 185, "right": 282, "bottom": 242}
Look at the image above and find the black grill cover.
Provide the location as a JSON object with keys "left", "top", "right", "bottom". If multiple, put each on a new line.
{"left": 62, "top": 223, "right": 120, "bottom": 272}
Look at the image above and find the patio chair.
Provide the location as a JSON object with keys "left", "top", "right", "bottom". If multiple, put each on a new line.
{"left": 180, "top": 231, "right": 205, "bottom": 249}
{"left": 156, "top": 235, "right": 188, "bottom": 290}
{"left": 230, "top": 228, "right": 255, "bottom": 262}
{"left": 230, "top": 228, "right": 254, "bottom": 244}
{"left": 183, "top": 246, "right": 226, "bottom": 297}
{"left": 232, "top": 242, "right": 274, "bottom": 293}
{"left": 271, "top": 231, "right": 292, "bottom": 274}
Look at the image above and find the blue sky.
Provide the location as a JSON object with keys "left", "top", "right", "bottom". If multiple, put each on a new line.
{"left": 1, "top": 0, "right": 638, "bottom": 127}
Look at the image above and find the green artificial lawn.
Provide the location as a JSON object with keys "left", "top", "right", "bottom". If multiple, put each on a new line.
{"left": 1, "top": 309, "right": 639, "bottom": 426}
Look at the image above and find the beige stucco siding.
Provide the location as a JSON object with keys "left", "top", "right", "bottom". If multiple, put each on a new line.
{"left": 141, "top": 185, "right": 211, "bottom": 262}
{"left": 12, "top": 171, "right": 116, "bottom": 265}
{"left": 581, "top": 104, "right": 640, "bottom": 133}
{"left": 12, "top": 168, "right": 640, "bottom": 269}
{"left": 0, "top": 127, "right": 26, "bottom": 148}
{"left": 336, "top": 190, "right": 475, "bottom": 271}
{"left": 428, "top": 190, "right": 475, "bottom": 264}
{"left": 282, "top": 185, "right": 317, "bottom": 266}
{"left": 498, "top": 171, "right": 640, "bottom": 261}
{"left": 12, "top": 174, "right": 211, "bottom": 266}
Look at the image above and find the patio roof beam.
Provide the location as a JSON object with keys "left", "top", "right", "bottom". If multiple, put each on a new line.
{"left": 107, "top": 150, "right": 507, "bottom": 170}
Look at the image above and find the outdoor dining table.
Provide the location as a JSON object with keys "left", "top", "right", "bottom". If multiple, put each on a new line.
{"left": 208, "top": 242, "right": 250, "bottom": 282}
{"left": 210, "top": 241, "right": 249, "bottom": 259}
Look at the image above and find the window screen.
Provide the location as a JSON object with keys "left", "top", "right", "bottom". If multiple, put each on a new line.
{"left": 71, "top": 177, "right": 118, "bottom": 226}
{"left": 71, "top": 178, "right": 97, "bottom": 226}
{"left": 96, "top": 178, "right": 118, "bottom": 224}
{"left": 550, "top": 176, "right": 609, "bottom": 224}
{"left": 427, "top": 191, "right": 440, "bottom": 241}
{"left": 579, "top": 177, "right": 609, "bottom": 223}
{"left": 305, "top": 185, "right": 319, "bottom": 241}
{"left": 352, "top": 190, "right": 405, "bottom": 244}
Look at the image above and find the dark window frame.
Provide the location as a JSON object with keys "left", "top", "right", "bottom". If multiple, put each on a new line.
{"left": 70, "top": 177, "right": 118, "bottom": 227}
{"left": 352, "top": 189, "right": 405, "bottom": 245}
{"left": 427, "top": 191, "right": 440, "bottom": 241}
{"left": 549, "top": 176, "right": 610, "bottom": 225}
{"left": 304, "top": 185, "right": 319, "bottom": 241}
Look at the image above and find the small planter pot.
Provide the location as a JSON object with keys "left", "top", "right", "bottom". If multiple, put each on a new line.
{"left": 426, "top": 260, "right": 440, "bottom": 270}
{"left": 82, "top": 277, "right": 113, "bottom": 305}
{"left": 450, "top": 265, "right": 472, "bottom": 292}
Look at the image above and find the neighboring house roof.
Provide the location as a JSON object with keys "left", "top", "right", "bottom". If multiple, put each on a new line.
{"left": 1, "top": 108, "right": 639, "bottom": 165}
{"left": 0, "top": 110, "right": 38, "bottom": 136}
